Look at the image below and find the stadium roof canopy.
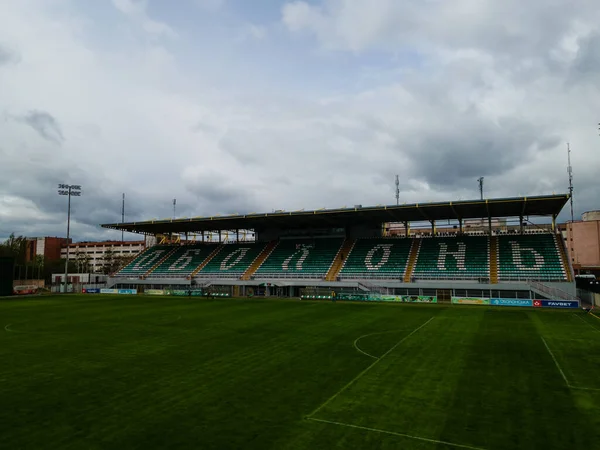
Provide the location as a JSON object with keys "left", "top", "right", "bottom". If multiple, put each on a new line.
{"left": 101, "top": 194, "right": 569, "bottom": 235}
{"left": 102, "top": 194, "right": 569, "bottom": 235}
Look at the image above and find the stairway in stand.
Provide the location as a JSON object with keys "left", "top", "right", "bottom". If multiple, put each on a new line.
{"left": 489, "top": 235, "right": 499, "bottom": 284}
{"left": 142, "top": 247, "right": 178, "bottom": 279}
{"left": 241, "top": 241, "right": 278, "bottom": 280}
{"left": 188, "top": 245, "right": 223, "bottom": 278}
{"left": 554, "top": 234, "right": 573, "bottom": 282}
{"left": 325, "top": 238, "right": 356, "bottom": 281}
{"left": 403, "top": 238, "right": 421, "bottom": 282}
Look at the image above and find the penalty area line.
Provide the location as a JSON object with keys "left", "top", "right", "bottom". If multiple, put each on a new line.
{"left": 540, "top": 336, "right": 600, "bottom": 392}
{"left": 307, "top": 316, "right": 435, "bottom": 418}
{"left": 307, "top": 417, "right": 487, "bottom": 450}
{"left": 541, "top": 336, "right": 570, "bottom": 387}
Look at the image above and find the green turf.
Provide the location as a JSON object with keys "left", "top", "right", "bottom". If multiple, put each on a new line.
{"left": 1, "top": 295, "right": 600, "bottom": 449}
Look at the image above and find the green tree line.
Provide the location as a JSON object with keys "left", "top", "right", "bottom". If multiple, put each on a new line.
{"left": 1, "top": 234, "right": 135, "bottom": 283}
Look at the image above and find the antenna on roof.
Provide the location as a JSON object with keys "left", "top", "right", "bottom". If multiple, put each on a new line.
{"left": 395, "top": 175, "right": 400, "bottom": 205}
{"left": 567, "top": 143, "right": 574, "bottom": 222}
{"left": 478, "top": 177, "right": 484, "bottom": 200}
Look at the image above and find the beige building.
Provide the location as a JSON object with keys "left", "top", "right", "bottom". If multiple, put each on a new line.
{"left": 565, "top": 211, "right": 600, "bottom": 276}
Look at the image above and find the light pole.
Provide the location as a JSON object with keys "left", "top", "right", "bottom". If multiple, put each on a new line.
{"left": 58, "top": 184, "right": 81, "bottom": 293}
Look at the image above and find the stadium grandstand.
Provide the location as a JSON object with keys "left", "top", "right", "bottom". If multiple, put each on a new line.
{"left": 101, "top": 194, "right": 576, "bottom": 301}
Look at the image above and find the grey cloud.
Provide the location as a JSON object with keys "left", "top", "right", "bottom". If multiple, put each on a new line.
{"left": 571, "top": 32, "right": 600, "bottom": 84}
{"left": 183, "top": 174, "right": 261, "bottom": 215}
{"left": 0, "top": 44, "right": 18, "bottom": 66}
{"left": 19, "top": 110, "right": 65, "bottom": 145}
{"left": 406, "top": 118, "right": 561, "bottom": 189}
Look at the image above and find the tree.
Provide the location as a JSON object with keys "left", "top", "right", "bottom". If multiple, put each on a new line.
{"left": 0, "top": 234, "right": 27, "bottom": 264}
{"left": 99, "top": 249, "right": 133, "bottom": 275}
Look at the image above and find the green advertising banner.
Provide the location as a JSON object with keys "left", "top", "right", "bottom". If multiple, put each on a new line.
{"left": 332, "top": 294, "right": 437, "bottom": 303}
{"left": 451, "top": 297, "right": 491, "bottom": 305}
{"left": 146, "top": 289, "right": 167, "bottom": 295}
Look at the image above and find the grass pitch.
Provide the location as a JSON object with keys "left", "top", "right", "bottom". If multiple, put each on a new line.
{"left": 2, "top": 296, "right": 600, "bottom": 449}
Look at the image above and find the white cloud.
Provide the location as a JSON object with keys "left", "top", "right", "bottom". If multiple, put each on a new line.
{"left": 112, "top": 0, "right": 177, "bottom": 39}
{"left": 1, "top": 0, "right": 599, "bottom": 241}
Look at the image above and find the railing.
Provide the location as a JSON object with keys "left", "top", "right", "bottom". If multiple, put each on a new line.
{"left": 340, "top": 273, "right": 404, "bottom": 280}
{"left": 357, "top": 280, "right": 388, "bottom": 294}
{"left": 194, "top": 273, "right": 245, "bottom": 279}
{"left": 529, "top": 281, "right": 578, "bottom": 300}
{"left": 252, "top": 272, "right": 326, "bottom": 280}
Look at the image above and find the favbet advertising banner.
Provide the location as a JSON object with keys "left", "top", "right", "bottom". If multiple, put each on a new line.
{"left": 490, "top": 298, "right": 533, "bottom": 307}
{"left": 533, "top": 299, "right": 579, "bottom": 309}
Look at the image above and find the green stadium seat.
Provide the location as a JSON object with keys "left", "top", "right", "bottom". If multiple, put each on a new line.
{"left": 412, "top": 236, "right": 489, "bottom": 280}
{"left": 115, "top": 245, "right": 172, "bottom": 277}
{"left": 497, "top": 234, "right": 567, "bottom": 281}
{"left": 196, "top": 243, "right": 266, "bottom": 278}
{"left": 339, "top": 238, "right": 412, "bottom": 279}
{"left": 254, "top": 238, "right": 344, "bottom": 279}
{"left": 146, "top": 244, "right": 218, "bottom": 278}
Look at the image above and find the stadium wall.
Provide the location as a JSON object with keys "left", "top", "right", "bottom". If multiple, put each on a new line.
{"left": 0, "top": 257, "right": 15, "bottom": 296}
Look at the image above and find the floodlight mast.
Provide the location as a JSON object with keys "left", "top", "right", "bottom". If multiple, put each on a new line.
{"left": 58, "top": 184, "right": 82, "bottom": 293}
{"left": 478, "top": 177, "right": 484, "bottom": 200}
{"left": 395, "top": 175, "right": 400, "bottom": 205}
{"left": 567, "top": 143, "right": 574, "bottom": 223}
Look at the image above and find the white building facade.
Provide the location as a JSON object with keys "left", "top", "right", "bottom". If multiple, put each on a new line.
{"left": 60, "top": 241, "right": 145, "bottom": 273}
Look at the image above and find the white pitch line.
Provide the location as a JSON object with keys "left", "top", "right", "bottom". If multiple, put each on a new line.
{"left": 572, "top": 313, "right": 600, "bottom": 333}
{"left": 4, "top": 324, "right": 13, "bottom": 332}
{"left": 353, "top": 330, "right": 403, "bottom": 360}
{"left": 540, "top": 336, "right": 570, "bottom": 387}
{"left": 569, "top": 385, "right": 600, "bottom": 392}
{"left": 307, "top": 316, "right": 435, "bottom": 418}
{"left": 307, "top": 417, "right": 487, "bottom": 450}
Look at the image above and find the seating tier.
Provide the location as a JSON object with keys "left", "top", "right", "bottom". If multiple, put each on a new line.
{"left": 497, "top": 234, "right": 567, "bottom": 281}
{"left": 116, "top": 246, "right": 172, "bottom": 277}
{"left": 339, "top": 238, "right": 412, "bottom": 279}
{"left": 196, "top": 243, "right": 266, "bottom": 277}
{"left": 412, "top": 236, "right": 489, "bottom": 279}
{"left": 147, "top": 244, "right": 218, "bottom": 277}
{"left": 254, "top": 238, "right": 344, "bottom": 278}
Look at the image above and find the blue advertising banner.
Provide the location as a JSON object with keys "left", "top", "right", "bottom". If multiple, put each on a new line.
{"left": 490, "top": 298, "right": 533, "bottom": 307}
{"left": 83, "top": 288, "right": 101, "bottom": 294}
{"left": 118, "top": 289, "right": 137, "bottom": 295}
{"left": 535, "top": 300, "right": 579, "bottom": 309}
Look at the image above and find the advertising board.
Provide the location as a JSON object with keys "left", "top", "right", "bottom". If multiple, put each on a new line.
{"left": 490, "top": 298, "right": 533, "bottom": 307}
{"left": 100, "top": 288, "right": 137, "bottom": 295}
{"left": 452, "top": 297, "right": 490, "bottom": 305}
{"left": 145, "top": 289, "right": 166, "bottom": 295}
{"left": 533, "top": 300, "right": 579, "bottom": 309}
{"left": 82, "top": 288, "right": 101, "bottom": 294}
{"left": 13, "top": 285, "right": 39, "bottom": 295}
{"left": 100, "top": 289, "right": 118, "bottom": 294}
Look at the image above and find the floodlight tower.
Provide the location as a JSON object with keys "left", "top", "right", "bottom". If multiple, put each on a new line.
{"left": 567, "top": 143, "right": 574, "bottom": 223}
{"left": 121, "top": 193, "right": 125, "bottom": 243}
{"left": 395, "top": 175, "right": 400, "bottom": 205}
{"left": 478, "top": 177, "right": 484, "bottom": 200}
{"left": 58, "top": 184, "right": 82, "bottom": 293}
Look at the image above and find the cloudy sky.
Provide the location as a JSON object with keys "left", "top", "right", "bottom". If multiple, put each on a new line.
{"left": 1, "top": 0, "right": 599, "bottom": 242}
